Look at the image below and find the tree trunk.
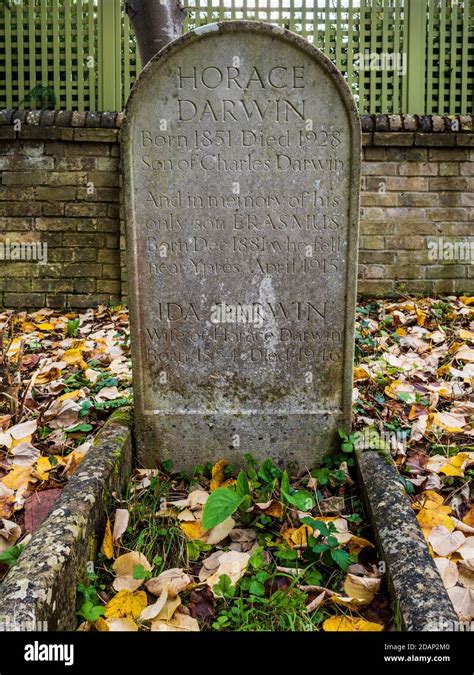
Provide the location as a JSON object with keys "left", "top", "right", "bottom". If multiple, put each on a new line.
{"left": 125, "top": 0, "right": 186, "bottom": 68}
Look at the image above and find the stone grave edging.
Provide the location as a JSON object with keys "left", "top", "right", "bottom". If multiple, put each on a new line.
{"left": 0, "top": 408, "right": 133, "bottom": 631}
{"left": 356, "top": 446, "right": 459, "bottom": 631}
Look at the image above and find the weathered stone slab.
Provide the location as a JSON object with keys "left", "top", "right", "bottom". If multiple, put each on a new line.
{"left": 124, "top": 21, "right": 360, "bottom": 469}
{"left": 0, "top": 409, "right": 132, "bottom": 631}
{"left": 356, "top": 447, "right": 458, "bottom": 631}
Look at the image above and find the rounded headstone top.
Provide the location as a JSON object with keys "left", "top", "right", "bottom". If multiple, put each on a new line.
{"left": 125, "top": 20, "right": 360, "bottom": 136}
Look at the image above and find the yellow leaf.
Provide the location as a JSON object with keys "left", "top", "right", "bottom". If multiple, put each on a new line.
{"left": 432, "top": 412, "right": 466, "bottom": 434}
{"left": 105, "top": 590, "right": 147, "bottom": 619}
{"left": 353, "top": 366, "right": 370, "bottom": 381}
{"left": 62, "top": 349, "right": 87, "bottom": 369}
{"left": 347, "top": 535, "right": 374, "bottom": 555}
{"left": 460, "top": 296, "right": 474, "bottom": 305}
{"left": 258, "top": 500, "right": 284, "bottom": 519}
{"left": 36, "top": 367, "right": 63, "bottom": 384}
{"left": 35, "top": 322, "right": 55, "bottom": 331}
{"left": 180, "top": 521, "right": 206, "bottom": 540}
{"left": 6, "top": 337, "right": 22, "bottom": 358}
{"left": 0, "top": 495, "right": 15, "bottom": 518}
{"left": 282, "top": 525, "right": 311, "bottom": 548}
{"left": 395, "top": 327, "right": 407, "bottom": 336}
{"left": 1, "top": 465, "right": 31, "bottom": 490}
{"left": 101, "top": 519, "right": 114, "bottom": 560}
{"left": 415, "top": 307, "right": 427, "bottom": 327}
{"left": 21, "top": 322, "right": 38, "bottom": 333}
{"left": 417, "top": 508, "right": 454, "bottom": 532}
{"left": 459, "top": 329, "right": 474, "bottom": 341}
{"left": 58, "top": 389, "right": 85, "bottom": 402}
{"left": 210, "top": 459, "right": 227, "bottom": 492}
{"left": 412, "top": 491, "right": 448, "bottom": 512}
{"left": 421, "top": 490, "right": 445, "bottom": 505}
{"left": 462, "top": 507, "right": 474, "bottom": 528}
{"left": 34, "top": 456, "right": 53, "bottom": 481}
{"left": 95, "top": 617, "right": 109, "bottom": 632}
{"left": 323, "top": 616, "right": 383, "bottom": 632}
{"left": 440, "top": 452, "right": 471, "bottom": 477}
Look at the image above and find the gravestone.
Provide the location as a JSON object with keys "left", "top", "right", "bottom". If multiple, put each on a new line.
{"left": 123, "top": 21, "right": 360, "bottom": 469}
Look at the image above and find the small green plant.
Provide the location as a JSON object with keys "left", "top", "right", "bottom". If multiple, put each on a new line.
{"left": 0, "top": 543, "right": 24, "bottom": 569}
{"left": 202, "top": 469, "right": 252, "bottom": 530}
{"left": 301, "top": 517, "right": 354, "bottom": 571}
{"left": 76, "top": 569, "right": 106, "bottom": 623}
{"left": 280, "top": 470, "right": 315, "bottom": 510}
{"left": 66, "top": 318, "right": 80, "bottom": 338}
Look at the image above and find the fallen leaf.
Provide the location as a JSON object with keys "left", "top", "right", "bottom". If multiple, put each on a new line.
{"left": 105, "top": 590, "right": 147, "bottom": 619}
{"left": 188, "top": 587, "right": 215, "bottom": 622}
{"left": 206, "top": 516, "right": 235, "bottom": 545}
{"left": 447, "top": 586, "right": 474, "bottom": 621}
{"left": 101, "top": 519, "right": 114, "bottom": 560}
{"left": 9, "top": 420, "right": 37, "bottom": 440}
{"left": 206, "top": 551, "right": 250, "bottom": 591}
{"left": 139, "top": 589, "right": 169, "bottom": 621}
{"left": 145, "top": 568, "right": 191, "bottom": 598}
{"left": 112, "top": 551, "right": 152, "bottom": 592}
{"left": 343, "top": 573, "right": 381, "bottom": 605}
{"left": 104, "top": 617, "right": 138, "bottom": 632}
{"left": 457, "top": 537, "right": 474, "bottom": 561}
{"left": 2, "top": 465, "right": 31, "bottom": 491}
{"left": 458, "top": 564, "right": 474, "bottom": 590}
{"left": 428, "top": 526, "right": 465, "bottom": 556}
{"left": 112, "top": 509, "right": 129, "bottom": 543}
{"left": 417, "top": 508, "right": 454, "bottom": 533}
{"left": 0, "top": 518, "right": 21, "bottom": 553}
{"left": 434, "top": 557, "right": 459, "bottom": 589}
{"left": 210, "top": 459, "right": 228, "bottom": 492}
{"left": 151, "top": 611, "right": 200, "bottom": 632}
{"left": 10, "top": 442, "right": 40, "bottom": 467}
{"left": 323, "top": 616, "right": 383, "bottom": 632}
{"left": 180, "top": 521, "right": 206, "bottom": 541}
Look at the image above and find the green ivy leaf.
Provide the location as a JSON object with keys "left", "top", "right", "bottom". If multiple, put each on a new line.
{"left": 78, "top": 601, "right": 106, "bottom": 622}
{"left": 282, "top": 489, "right": 315, "bottom": 511}
{"left": 330, "top": 548, "right": 352, "bottom": 570}
{"left": 0, "top": 543, "right": 24, "bottom": 568}
{"left": 236, "top": 470, "right": 250, "bottom": 499}
{"left": 202, "top": 488, "right": 244, "bottom": 530}
{"left": 132, "top": 564, "right": 148, "bottom": 580}
{"left": 249, "top": 580, "right": 266, "bottom": 597}
{"left": 280, "top": 470, "right": 290, "bottom": 497}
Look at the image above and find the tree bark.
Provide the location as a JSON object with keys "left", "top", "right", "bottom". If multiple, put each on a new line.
{"left": 125, "top": 0, "right": 186, "bottom": 68}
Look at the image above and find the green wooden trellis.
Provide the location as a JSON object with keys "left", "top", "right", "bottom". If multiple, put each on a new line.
{"left": 0, "top": 0, "right": 473, "bottom": 114}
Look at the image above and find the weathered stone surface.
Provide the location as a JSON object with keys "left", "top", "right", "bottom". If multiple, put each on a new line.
{"left": 0, "top": 409, "right": 132, "bottom": 631}
{"left": 123, "top": 22, "right": 361, "bottom": 468}
{"left": 356, "top": 447, "right": 458, "bottom": 631}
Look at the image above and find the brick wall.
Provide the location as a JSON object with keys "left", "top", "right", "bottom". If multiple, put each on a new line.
{"left": 0, "top": 110, "right": 473, "bottom": 308}
{"left": 359, "top": 114, "right": 474, "bottom": 297}
{"left": 0, "top": 111, "right": 123, "bottom": 308}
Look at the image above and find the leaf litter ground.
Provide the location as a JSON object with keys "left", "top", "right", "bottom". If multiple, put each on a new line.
{"left": 0, "top": 295, "right": 473, "bottom": 629}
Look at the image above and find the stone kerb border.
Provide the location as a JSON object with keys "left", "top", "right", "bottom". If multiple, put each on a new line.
{"left": 0, "top": 409, "right": 133, "bottom": 631}
{"left": 356, "top": 447, "right": 459, "bottom": 631}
